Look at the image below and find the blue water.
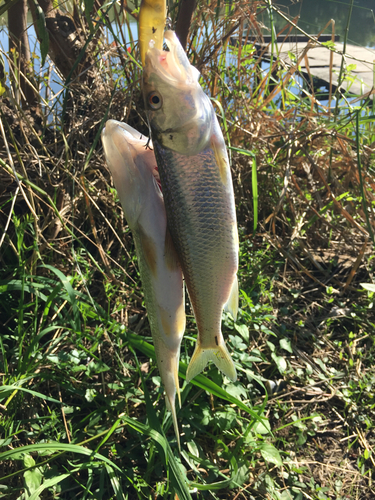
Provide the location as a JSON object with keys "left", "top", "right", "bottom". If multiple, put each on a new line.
{"left": 0, "top": 19, "right": 139, "bottom": 115}
{"left": 1, "top": 9, "right": 371, "bottom": 117}
{"left": 267, "top": 0, "right": 375, "bottom": 49}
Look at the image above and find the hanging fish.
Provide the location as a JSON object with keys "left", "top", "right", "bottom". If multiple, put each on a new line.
{"left": 141, "top": 31, "right": 239, "bottom": 384}
{"left": 101, "top": 120, "right": 185, "bottom": 448}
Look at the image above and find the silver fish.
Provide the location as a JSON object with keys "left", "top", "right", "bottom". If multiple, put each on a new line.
{"left": 142, "top": 31, "right": 239, "bottom": 384}
{"left": 101, "top": 120, "right": 185, "bottom": 447}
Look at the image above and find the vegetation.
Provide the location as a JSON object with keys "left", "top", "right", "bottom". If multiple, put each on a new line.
{"left": 1, "top": 0, "right": 375, "bottom": 498}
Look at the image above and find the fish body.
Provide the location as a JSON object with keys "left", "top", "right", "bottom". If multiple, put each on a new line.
{"left": 142, "top": 31, "right": 239, "bottom": 383}
{"left": 101, "top": 120, "right": 185, "bottom": 447}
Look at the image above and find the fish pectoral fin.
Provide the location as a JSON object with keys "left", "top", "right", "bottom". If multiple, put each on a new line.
{"left": 186, "top": 341, "right": 237, "bottom": 384}
{"left": 224, "top": 275, "right": 239, "bottom": 321}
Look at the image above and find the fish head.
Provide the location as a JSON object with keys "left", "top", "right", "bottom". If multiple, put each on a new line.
{"left": 142, "top": 31, "right": 213, "bottom": 155}
{"left": 101, "top": 120, "right": 160, "bottom": 228}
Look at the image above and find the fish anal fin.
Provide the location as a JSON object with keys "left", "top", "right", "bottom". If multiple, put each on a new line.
{"left": 224, "top": 275, "right": 239, "bottom": 322}
{"left": 186, "top": 341, "right": 237, "bottom": 384}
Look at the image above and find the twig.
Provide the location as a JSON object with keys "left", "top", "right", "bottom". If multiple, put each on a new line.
{"left": 0, "top": 186, "right": 19, "bottom": 249}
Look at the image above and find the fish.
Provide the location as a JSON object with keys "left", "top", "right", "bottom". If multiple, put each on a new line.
{"left": 101, "top": 120, "right": 185, "bottom": 448}
{"left": 142, "top": 30, "right": 239, "bottom": 384}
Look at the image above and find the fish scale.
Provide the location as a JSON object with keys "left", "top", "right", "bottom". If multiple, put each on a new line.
{"left": 154, "top": 141, "right": 236, "bottom": 339}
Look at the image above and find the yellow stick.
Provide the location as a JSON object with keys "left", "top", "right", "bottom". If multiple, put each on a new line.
{"left": 138, "top": 0, "right": 166, "bottom": 67}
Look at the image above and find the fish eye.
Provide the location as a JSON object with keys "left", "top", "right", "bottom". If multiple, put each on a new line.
{"left": 148, "top": 91, "right": 162, "bottom": 110}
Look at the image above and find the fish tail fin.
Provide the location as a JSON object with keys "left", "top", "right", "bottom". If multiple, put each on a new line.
{"left": 186, "top": 341, "right": 237, "bottom": 383}
{"left": 165, "top": 393, "right": 181, "bottom": 452}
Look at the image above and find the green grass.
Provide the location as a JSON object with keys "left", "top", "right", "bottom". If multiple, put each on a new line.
{"left": 1, "top": 0, "right": 375, "bottom": 498}
{"left": 0, "top": 229, "right": 280, "bottom": 498}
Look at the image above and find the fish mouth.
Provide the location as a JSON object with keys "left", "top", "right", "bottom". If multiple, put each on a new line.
{"left": 144, "top": 31, "right": 200, "bottom": 87}
{"left": 103, "top": 120, "right": 148, "bottom": 143}
{"left": 102, "top": 120, "right": 161, "bottom": 189}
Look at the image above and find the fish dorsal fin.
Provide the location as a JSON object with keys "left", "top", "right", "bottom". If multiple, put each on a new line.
{"left": 211, "top": 137, "right": 229, "bottom": 186}
{"left": 224, "top": 275, "right": 239, "bottom": 321}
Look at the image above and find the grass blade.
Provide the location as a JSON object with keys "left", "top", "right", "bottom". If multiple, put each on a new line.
{"left": 0, "top": 442, "right": 124, "bottom": 473}
{"left": 41, "top": 264, "right": 81, "bottom": 332}
{"left": 252, "top": 156, "right": 258, "bottom": 232}
{"left": 355, "top": 111, "right": 375, "bottom": 245}
{"left": 125, "top": 331, "right": 269, "bottom": 428}
{"left": 130, "top": 348, "right": 193, "bottom": 500}
{"left": 28, "top": 474, "right": 70, "bottom": 500}
{"left": 0, "top": 385, "right": 63, "bottom": 406}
